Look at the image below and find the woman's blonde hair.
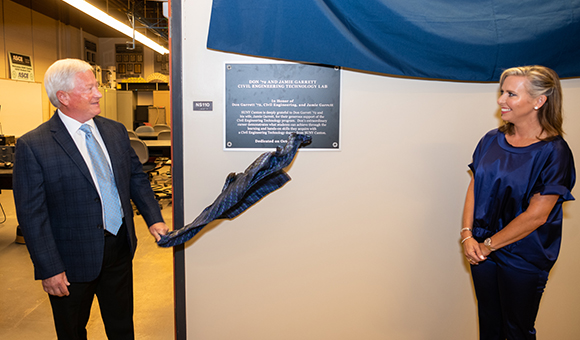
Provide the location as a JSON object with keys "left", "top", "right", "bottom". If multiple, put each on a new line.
{"left": 499, "top": 65, "right": 563, "bottom": 139}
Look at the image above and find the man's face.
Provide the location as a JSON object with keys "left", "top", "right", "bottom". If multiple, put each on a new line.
{"left": 60, "top": 70, "right": 102, "bottom": 122}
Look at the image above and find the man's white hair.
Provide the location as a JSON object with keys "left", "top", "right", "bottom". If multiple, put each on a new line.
{"left": 44, "top": 59, "right": 94, "bottom": 108}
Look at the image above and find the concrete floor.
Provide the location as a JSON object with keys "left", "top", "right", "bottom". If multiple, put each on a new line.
{"left": 0, "top": 182, "right": 175, "bottom": 339}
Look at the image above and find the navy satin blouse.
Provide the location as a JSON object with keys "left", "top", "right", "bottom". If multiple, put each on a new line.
{"left": 469, "top": 129, "right": 575, "bottom": 271}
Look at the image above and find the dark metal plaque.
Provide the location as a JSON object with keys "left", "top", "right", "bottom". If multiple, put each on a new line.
{"left": 225, "top": 64, "right": 340, "bottom": 149}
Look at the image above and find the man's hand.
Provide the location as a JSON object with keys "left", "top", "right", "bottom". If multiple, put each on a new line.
{"left": 42, "top": 272, "right": 70, "bottom": 297}
{"left": 149, "top": 222, "right": 169, "bottom": 242}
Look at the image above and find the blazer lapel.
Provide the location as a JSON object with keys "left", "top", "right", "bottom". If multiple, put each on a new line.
{"left": 49, "top": 113, "right": 96, "bottom": 189}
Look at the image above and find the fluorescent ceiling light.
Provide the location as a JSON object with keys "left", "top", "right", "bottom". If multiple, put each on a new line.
{"left": 62, "top": 0, "right": 169, "bottom": 55}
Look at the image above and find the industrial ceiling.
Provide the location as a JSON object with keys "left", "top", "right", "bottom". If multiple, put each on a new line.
{"left": 11, "top": 0, "right": 168, "bottom": 48}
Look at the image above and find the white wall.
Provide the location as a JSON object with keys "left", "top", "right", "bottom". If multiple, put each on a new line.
{"left": 0, "top": 79, "right": 42, "bottom": 136}
{"left": 180, "top": 1, "right": 580, "bottom": 339}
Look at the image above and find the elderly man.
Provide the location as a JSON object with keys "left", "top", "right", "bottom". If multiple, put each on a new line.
{"left": 13, "top": 58, "right": 168, "bottom": 340}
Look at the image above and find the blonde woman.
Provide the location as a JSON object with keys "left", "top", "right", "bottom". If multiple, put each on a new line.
{"left": 461, "top": 65, "right": 575, "bottom": 339}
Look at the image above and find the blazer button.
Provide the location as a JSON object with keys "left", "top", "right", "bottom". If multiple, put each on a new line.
{"left": 97, "top": 224, "right": 103, "bottom": 229}
{"left": 95, "top": 197, "right": 100, "bottom": 202}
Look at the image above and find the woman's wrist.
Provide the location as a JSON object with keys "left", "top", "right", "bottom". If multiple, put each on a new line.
{"left": 460, "top": 228, "right": 473, "bottom": 237}
{"left": 484, "top": 237, "right": 497, "bottom": 251}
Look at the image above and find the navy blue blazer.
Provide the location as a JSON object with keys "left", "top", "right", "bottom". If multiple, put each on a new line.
{"left": 13, "top": 113, "right": 164, "bottom": 282}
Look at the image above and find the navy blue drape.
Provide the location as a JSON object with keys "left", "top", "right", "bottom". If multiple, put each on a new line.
{"left": 207, "top": 0, "right": 580, "bottom": 81}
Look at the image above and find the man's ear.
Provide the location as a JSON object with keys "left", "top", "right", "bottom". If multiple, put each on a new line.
{"left": 56, "top": 90, "right": 69, "bottom": 107}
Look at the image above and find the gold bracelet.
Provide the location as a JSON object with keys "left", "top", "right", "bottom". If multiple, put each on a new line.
{"left": 461, "top": 235, "right": 473, "bottom": 244}
{"left": 460, "top": 228, "right": 472, "bottom": 233}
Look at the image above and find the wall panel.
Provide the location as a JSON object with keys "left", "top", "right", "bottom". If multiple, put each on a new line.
{"left": 3, "top": 1, "right": 33, "bottom": 68}
{"left": 0, "top": 1, "right": 6, "bottom": 79}
{"left": 0, "top": 78, "right": 42, "bottom": 136}
{"left": 31, "top": 10, "right": 57, "bottom": 121}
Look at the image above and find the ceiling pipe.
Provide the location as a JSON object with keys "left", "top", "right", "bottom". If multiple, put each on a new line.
{"left": 103, "top": 0, "right": 168, "bottom": 41}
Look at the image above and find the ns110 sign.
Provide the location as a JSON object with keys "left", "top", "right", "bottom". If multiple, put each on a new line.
{"left": 193, "top": 101, "right": 213, "bottom": 111}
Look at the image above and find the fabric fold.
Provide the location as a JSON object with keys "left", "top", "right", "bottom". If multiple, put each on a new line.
{"left": 207, "top": 0, "right": 580, "bottom": 81}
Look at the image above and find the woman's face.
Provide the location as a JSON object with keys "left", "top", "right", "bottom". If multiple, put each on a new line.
{"left": 497, "top": 76, "right": 539, "bottom": 126}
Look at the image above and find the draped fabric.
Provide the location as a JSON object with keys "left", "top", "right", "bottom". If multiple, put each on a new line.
{"left": 207, "top": 0, "right": 580, "bottom": 82}
{"left": 157, "top": 134, "right": 312, "bottom": 247}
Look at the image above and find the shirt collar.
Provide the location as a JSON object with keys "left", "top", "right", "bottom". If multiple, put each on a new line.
{"left": 58, "top": 109, "right": 96, "bottom": 135}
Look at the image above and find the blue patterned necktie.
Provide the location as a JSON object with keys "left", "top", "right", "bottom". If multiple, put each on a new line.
{"left": 79, "top": 124, "right": 123, "bottom": 235}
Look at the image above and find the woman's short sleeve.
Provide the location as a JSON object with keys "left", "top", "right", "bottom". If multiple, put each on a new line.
{"left": 468, "top": 129, "right": 498, "bottom": 175}
{"left": 533, "top": 139, "right": 576, "bottom": 202}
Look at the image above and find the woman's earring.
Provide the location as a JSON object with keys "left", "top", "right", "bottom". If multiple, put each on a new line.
{"left": 534, "top": 106, "right": 539, "bottom": 110}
